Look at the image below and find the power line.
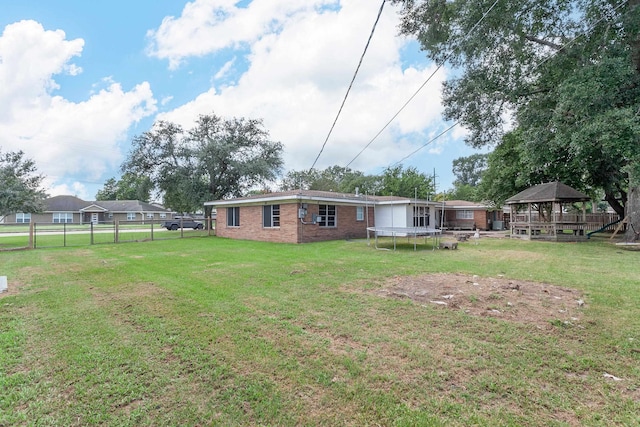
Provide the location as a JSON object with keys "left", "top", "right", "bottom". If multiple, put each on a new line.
{"left": 344, "top": 0, "right": 500, "bottom": 169}
{"left": 344, "top": 65, "right": 443, "bottom": 169}
{"left": 390, "top": 122, "right": 459, "bottom": 167}
{"left": 532, "top": 0, "right": 629, "bottom": 71}
{"left": 356, "top": 0, "right": 629, "bottom": 170}
{"left": 309, "top": 0, "right": 386, "bottom": 171}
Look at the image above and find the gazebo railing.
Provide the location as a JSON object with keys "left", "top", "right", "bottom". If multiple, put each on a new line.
{"left": 511, "top": 213, "right": 620, "bottom": 231}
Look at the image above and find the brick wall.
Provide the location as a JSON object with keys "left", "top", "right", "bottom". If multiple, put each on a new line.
{"left": 444, "top": 209, "right": 489, "bottom": 230}
{"left": 216, "top": 202, "right": 374, "bottom": 243}
{"left": 298, "top": 203, "right": 373, "bottom": 243}
{"left": 474, "top": 210, "right": 488, "bottom": 230}
{"left": 216, "top": 204, "right": 300, "bottom": 243}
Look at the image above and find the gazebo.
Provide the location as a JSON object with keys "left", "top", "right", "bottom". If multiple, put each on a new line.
{"left": 506, "top": 182, "right": 591, "bottom": 241}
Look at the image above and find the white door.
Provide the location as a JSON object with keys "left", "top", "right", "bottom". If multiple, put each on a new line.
{"left": 91, "top": 213, "right": 99, "bottom": 224}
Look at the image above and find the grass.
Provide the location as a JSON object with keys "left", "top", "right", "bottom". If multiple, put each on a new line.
{"left": 0, "top": 236, "right": 639, "bottom": 426}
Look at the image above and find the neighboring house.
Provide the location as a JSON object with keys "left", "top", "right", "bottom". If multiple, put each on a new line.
{"left": 4, "top": 195, "right": 173, "bottom": 224}
{"left": 442, "top": 200, "right": 496, "bottom": 230}
{"left": 205, "top": 190, "right": 443, "bottom": 244}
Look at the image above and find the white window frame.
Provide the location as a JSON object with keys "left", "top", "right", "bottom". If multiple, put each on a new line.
{"left": 263, "top": 205, "right": 280, "bottom": 228}
{"left": 159, "top": 213, "right": 167, "bottom": 219}
{"left": 16, "top": 212, "right": 31, "bottom": 223}
{"left": 146, "top": 213, "right": 154, "bottom": 220}
{"left": 52, "top": 212, "right": 73, "bottom": 223}
{"left": 456, "top": 210, "right": 474, "bottom": 220}
{"left": 413, "top": 206, "right": 429, "bottom": 227}
{"left": 318, "top": 204, "right": 336, "bottom": 227}
{"left": 227, "top": 207, "right": 240, "bottom": 227}
{"left": 356, "top": 206, "right": 364, "bottom": 221}
{"left": 126, "top": 212, "right": 136, "bottom": 221}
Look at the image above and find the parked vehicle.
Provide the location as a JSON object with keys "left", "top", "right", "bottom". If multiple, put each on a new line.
{"left": 162, "top": 217, "right": 204, "bottom": 230}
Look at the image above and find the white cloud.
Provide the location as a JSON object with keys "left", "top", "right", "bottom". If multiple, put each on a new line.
{"left": 0, "top": 20, "right": 157, "bottom": 197}
{"left": 147, "top": 0, "right": 337, "bottom": 70}
{"left": 153, "top": 0, "right": 448, "bottom": 175}
{"left": 45, "top": 180, "right": 89, "bottom": 200}
{"left": 0, "top": 20, "right": 83, "bottom": 117}
{"left": 214, "top": 58, "right": 236, "bottom": 80}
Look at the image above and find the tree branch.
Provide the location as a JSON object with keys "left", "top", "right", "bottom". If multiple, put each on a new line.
{"left": 524, "top": 34, "right": 563, "bottom": 50}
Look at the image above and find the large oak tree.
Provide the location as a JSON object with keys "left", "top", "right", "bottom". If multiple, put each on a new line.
{"left": 122, "top": 113, "right": 284, "bottom": 217}
{"left": 393, "top": 0, "right": 640, "bottom": 240}
{"left": 95, "top": 172, "right": 153, "bottom": 202}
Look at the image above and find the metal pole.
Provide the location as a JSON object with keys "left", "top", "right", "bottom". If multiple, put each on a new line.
{"left": 30, "top": 222, "right": 35, "bottom": 249}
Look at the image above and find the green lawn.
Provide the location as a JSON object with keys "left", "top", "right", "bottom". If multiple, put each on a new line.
{"left": 1, "top": 236, "right": 638, "bottom": 426}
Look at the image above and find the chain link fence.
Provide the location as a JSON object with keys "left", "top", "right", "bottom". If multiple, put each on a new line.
{"left": 0, "top": 219, "right": 216, "bottom": 251}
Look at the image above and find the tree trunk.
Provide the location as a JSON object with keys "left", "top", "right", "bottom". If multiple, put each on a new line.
{"left": 624, "top": 173, "right": 640, "bottom": 241}
{"left": 624, "top": 0, "right": 640, "bottom": 241}
{"left": 629, "top": 0, "right": 640, "bottom": 74}
{"left": 604, "top": 191, "right": 626, "bottom": 218}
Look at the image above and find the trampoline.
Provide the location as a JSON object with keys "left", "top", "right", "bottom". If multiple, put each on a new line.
{"left": 367, "top": 226, "right": 441, "bottom": 251}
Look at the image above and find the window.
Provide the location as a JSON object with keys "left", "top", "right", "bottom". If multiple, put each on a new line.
{"left": 146, "top": 213, "right": 154, "bottom": 220}
{"left": 52, "top": 213, "right": 73, "bottom": 223}
{"left": 263, "top": 205, "right": 280, "bottom": 228}
{"left": 227, "top": 207, "right": 240, "bottom": 227}
{"left": 413, "top": 206, "right": 429, "bottom": 227}
{"left": 318, "top": 204, "right": 336, "bottom": 227}
{"left": 356, "top": 206, "right": 364, "bottom": 221}
{"left": 108, "top": 213, "right": 113, "bottom": 219}
{"left": 159, "top": 213, "right": 167, "bottom": 219}
{"left": 127, "top": 212, "right": 136, "bottom": 221}
{"left": 456, "top": 210, "right": 474, "bottom": 220}
{"left": 16, "top": 213, "right": 31, "bottom": 223}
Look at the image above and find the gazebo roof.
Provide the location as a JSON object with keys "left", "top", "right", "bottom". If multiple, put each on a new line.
{"left": 505, "top": 182, "right": 590, "bottom": 204}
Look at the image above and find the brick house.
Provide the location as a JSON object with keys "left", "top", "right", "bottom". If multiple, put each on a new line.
{"left": 442, "top": 200, "right": 494, "bottom": 230}
{"left": 205, "top": 190, "right": 442, "bottom": 244}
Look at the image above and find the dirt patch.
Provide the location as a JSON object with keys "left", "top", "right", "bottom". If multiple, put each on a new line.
{"left": 371, "top": 273, "right": 585, "bottom": 329}
{"left": 0, "top": 280, "right": 30, "bottom": 299}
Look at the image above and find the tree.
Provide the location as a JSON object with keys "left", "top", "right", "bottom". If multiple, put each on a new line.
{"left": 393, "top": 0, "right": 640, "bottom": 239}
{"left": 478, "top": 131, "right": 541, "bottom": 206}
{"left": 379, "top": 165, "right": 434, "bottom": 199}
{"left": 452, "top": 153, "right": 488, "bottom": 187}
{"left": 122, "top": 113, "right": 284, "bottom": 217}
{"left": 446, "top": 184, "right": 480, "bottom": 202}
{"left": 0, "top": 149, "right": 48, "bottom": 219}
{"left": 95, "top": 173, "right": 153, "bottom": 201}
{"left": 279, "top": 166, "right": 381, "bottom": 194}
{"left": 447, "top": 153, "right": 488, "bottom": 202}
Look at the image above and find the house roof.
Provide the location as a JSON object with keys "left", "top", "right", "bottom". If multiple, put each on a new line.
{"left": 205, "top": 190, "right": 439, "bottom": 207}
{"left": 505, "top": 182, "right": 590, "bottom": 204}
{"left": 90, "top": 200, "right": 172, "bottom": 212}
{"left": 444, "top": 200, "right": 488, "bottom": 209}
{"left": 45, "top": 196, "right": 171, "bottom": 213}
{"left": 46, "top": 195, "right": 90, "bottom": 211}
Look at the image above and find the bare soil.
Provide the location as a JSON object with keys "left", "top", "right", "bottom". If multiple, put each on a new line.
{"left": 371, "top": 273, "right": 585, "bottom": 329}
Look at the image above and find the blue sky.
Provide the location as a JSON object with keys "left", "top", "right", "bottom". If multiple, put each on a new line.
{"left": 1, "top": 0, "right": 485, "bottom": 201}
